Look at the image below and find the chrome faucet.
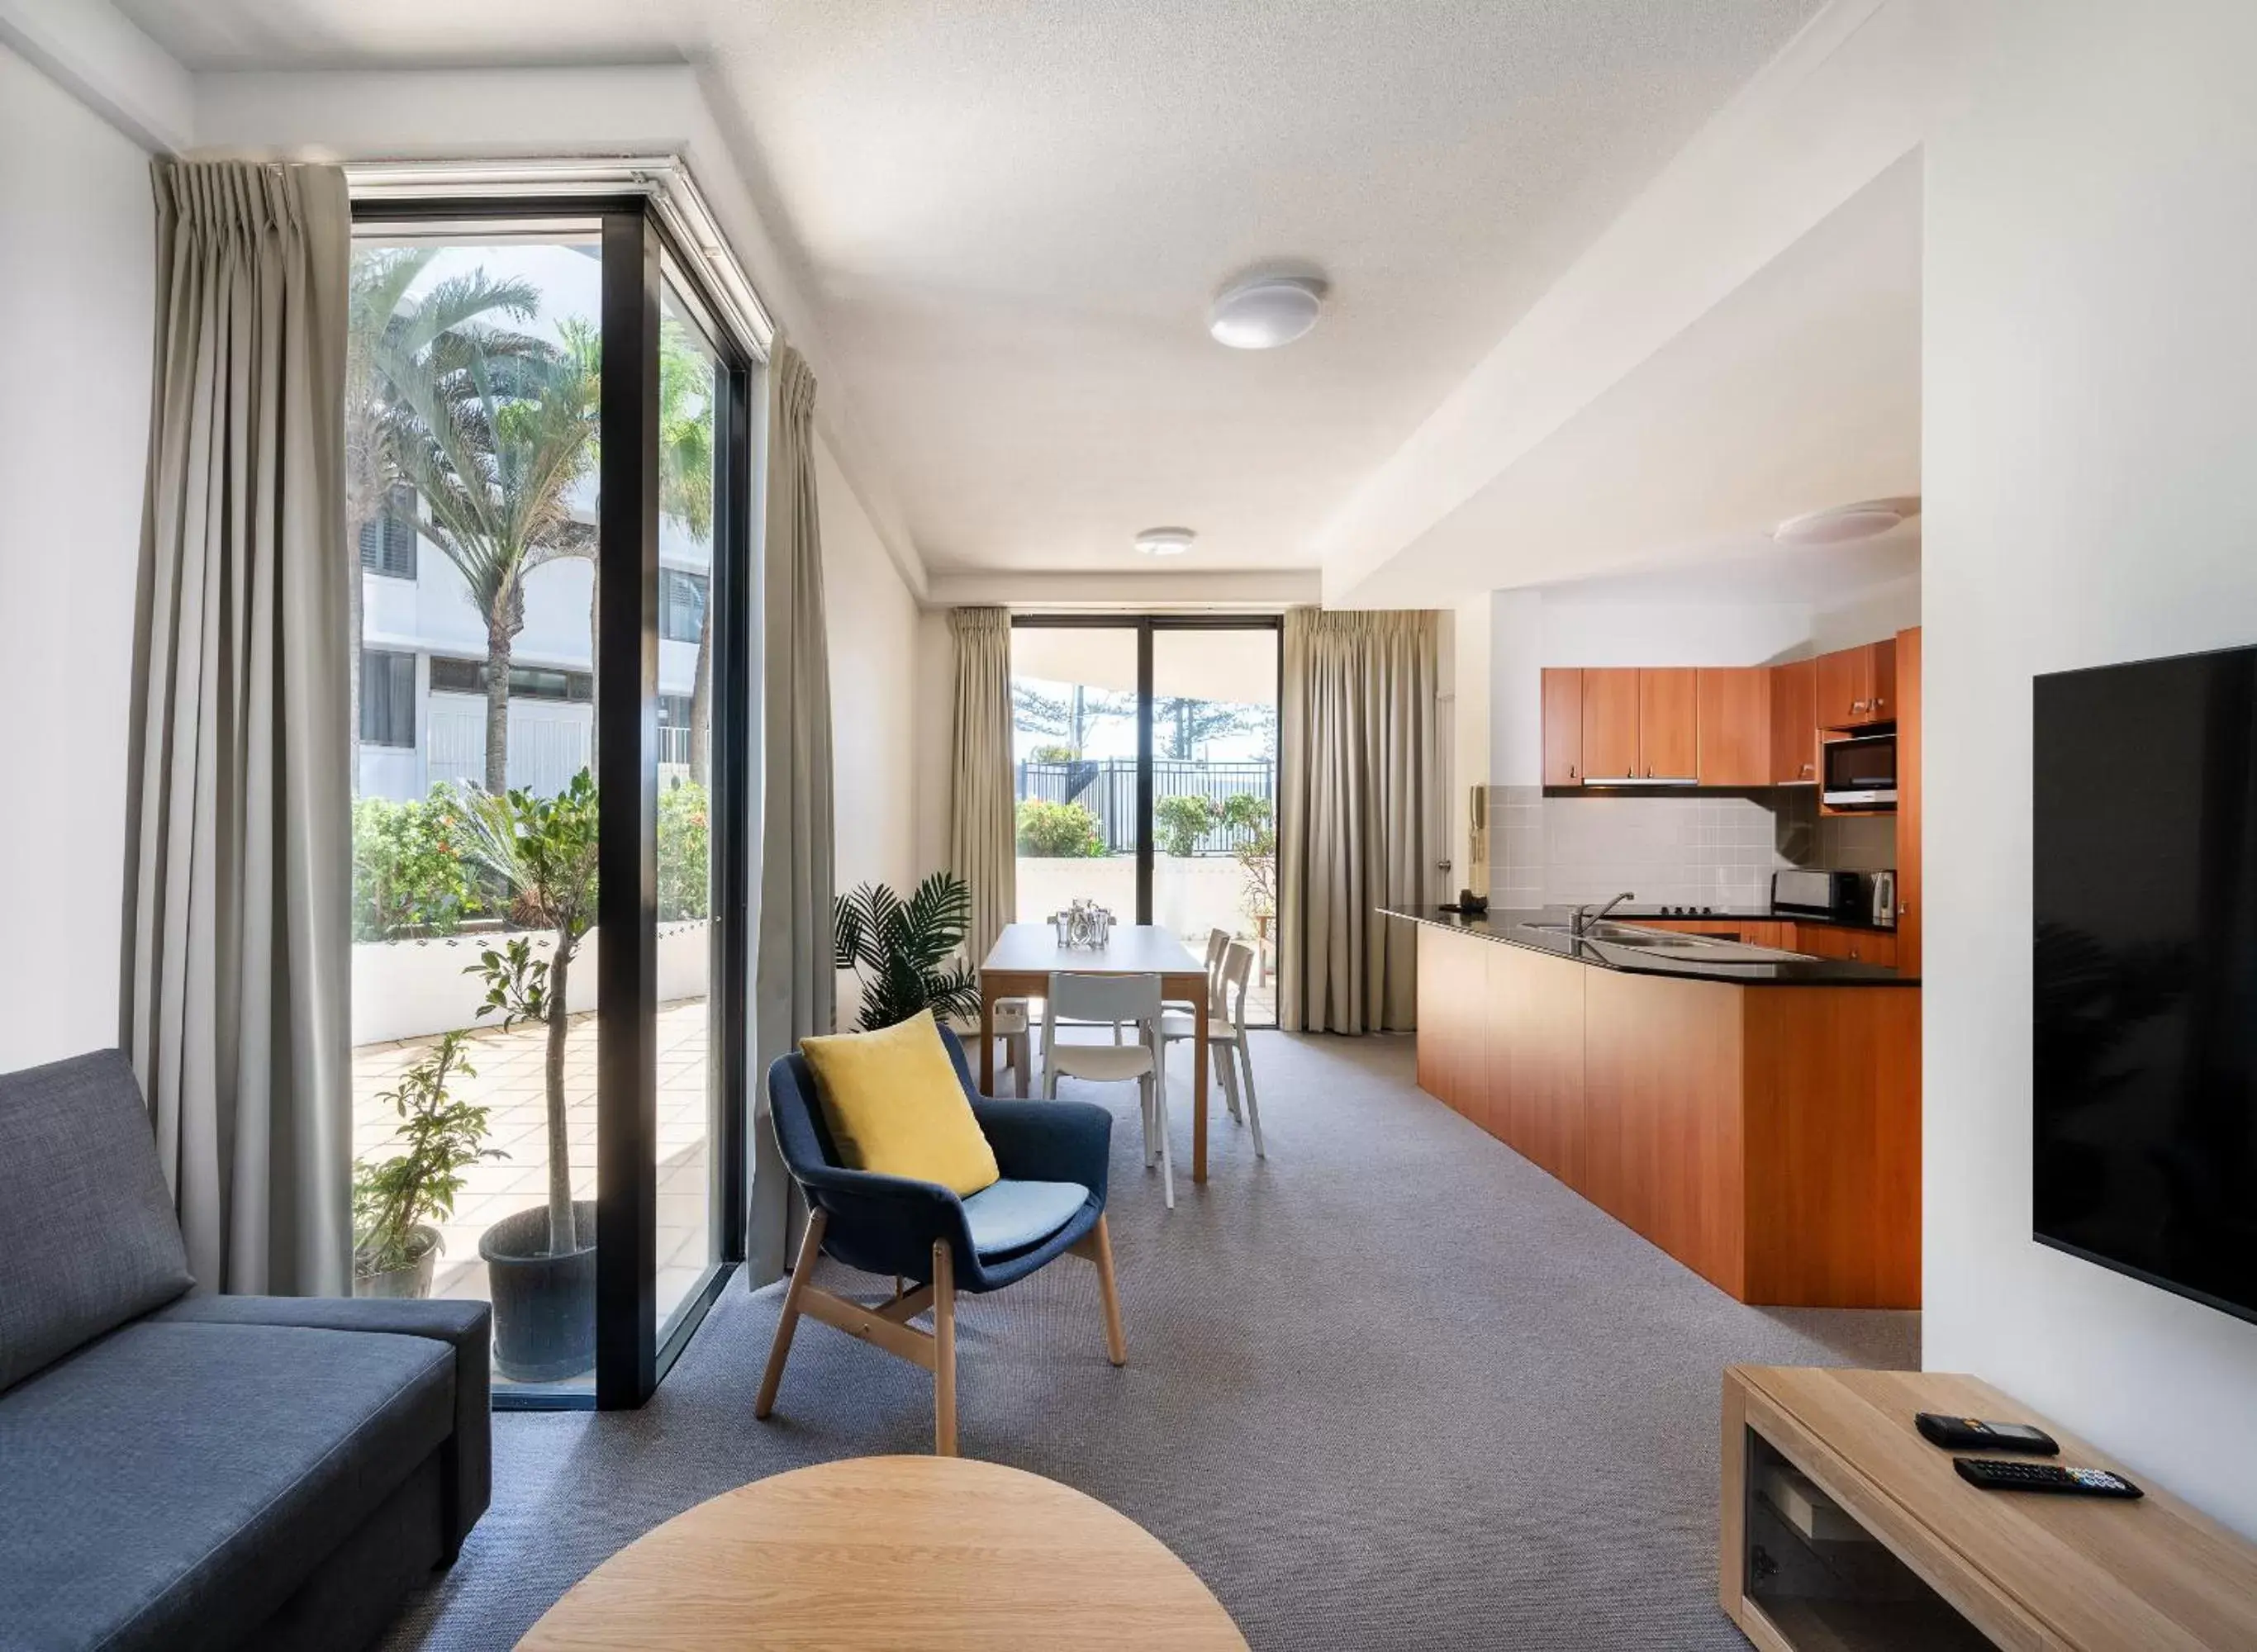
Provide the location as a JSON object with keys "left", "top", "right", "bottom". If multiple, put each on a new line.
{"left": 1571, "top": 891, "right": 1637, "bottom": 938}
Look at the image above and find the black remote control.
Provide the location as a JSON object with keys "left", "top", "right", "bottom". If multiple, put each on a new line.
{"left": 1916, "top": 1412, "right": 2059, "bottom": 1455}
{"left": 1954, "top": 1457, "right": 2143, "bottom": 1498}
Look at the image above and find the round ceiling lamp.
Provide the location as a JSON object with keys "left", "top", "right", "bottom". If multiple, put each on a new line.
{"left": 1772, "top": 496, "right": 1922, "bottom": 546}
{"left": 1134, "top": 526, "right": 1197, "bottom": 557}
{"left": 1208, "top": 274, "right": 1328, "bottom": 349}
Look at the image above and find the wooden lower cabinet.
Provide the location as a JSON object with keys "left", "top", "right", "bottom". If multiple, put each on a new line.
{"left": 1789, "top": 924, "right": 1897, "bottom": 967}
{"left": 1414, "top": 925, "right": 1919, "bottom": 1308}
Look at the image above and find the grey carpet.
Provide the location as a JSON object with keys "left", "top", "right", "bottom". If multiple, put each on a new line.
{"left": 382, "top": 1032, "right": 1916, "bottom": 1650}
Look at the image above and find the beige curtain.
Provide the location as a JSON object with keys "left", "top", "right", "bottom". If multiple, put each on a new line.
{"left": 948, "top": 607, "right": 1016, "bottom": 967}
{"left": 123, "top": 161, "right": 353, "bottom": 1295}
{"left": 750, "top": 344, "right": 835, "bottom": 1283}
{"left": 1278, "top": 606, "right": 1444, "bottom": 1034}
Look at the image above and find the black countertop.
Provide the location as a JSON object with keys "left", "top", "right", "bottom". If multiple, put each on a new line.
{"left": 1385, "top": 906, "right": 1917, "bottom": 987}
{"left": 1575, "top": 903, "right": 1898, "bottom": 933}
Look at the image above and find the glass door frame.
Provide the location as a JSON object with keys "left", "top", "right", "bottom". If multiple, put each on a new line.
{"left": 351, "top": 196, "right": 758, "bottom": 1410}
{"left": 1010, "top": 611, "right": 1283, "bottom": 937}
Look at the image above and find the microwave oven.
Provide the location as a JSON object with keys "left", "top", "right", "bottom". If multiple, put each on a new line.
{"left": 1822, "top": 733, "right": 1897, "bottom": 809}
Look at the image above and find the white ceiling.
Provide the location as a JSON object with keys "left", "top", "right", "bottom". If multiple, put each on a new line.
{"left": 124, "top": 0, "right": 1829, "bottom": 577}
{"left": 1334, "top": 149, "right": 1924, "bottom": 606}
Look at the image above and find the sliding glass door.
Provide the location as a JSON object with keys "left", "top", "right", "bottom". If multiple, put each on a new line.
{"left": 346, "top": 201, "right": 754, "bottom": 1408}
{"left": 1010, "top": 617, "right": 1281, "bottom": 1024}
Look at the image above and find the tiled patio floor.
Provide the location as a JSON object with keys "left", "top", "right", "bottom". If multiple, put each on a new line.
{"left": 354, "top": 998, "right": 714, "bottom": 1382}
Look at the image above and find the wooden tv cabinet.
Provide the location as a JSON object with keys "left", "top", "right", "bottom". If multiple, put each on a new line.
{"left": 1721, "top": 1366, "right": 2257, "bottom": 1650}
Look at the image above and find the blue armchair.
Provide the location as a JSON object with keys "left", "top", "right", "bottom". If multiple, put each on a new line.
{"left": 754, "top": 1025, "right": 1126, "bottom": 1455}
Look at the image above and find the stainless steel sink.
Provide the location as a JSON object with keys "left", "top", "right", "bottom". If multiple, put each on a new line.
{"left": 1523, "top": 919, "right": 1813, "bottom": 962}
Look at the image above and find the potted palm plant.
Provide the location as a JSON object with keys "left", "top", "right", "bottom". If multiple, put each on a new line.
{"left": 353, "top": 1031, "right": 501, "bottom": 1298}
{"left": 456, "top": 770, "right": 601, "bottom": 1382}
{"left": 834, "top": 872, "right": 985, "bottom": 1032}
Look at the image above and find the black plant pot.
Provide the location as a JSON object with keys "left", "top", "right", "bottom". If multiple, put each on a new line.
{"left": 479, "top": 1199, "right": 597, "bottom": 1384}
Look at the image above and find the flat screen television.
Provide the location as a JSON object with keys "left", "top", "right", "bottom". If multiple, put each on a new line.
{"left": 2036, "top": 643, "right": 2257, "bottom": 1326}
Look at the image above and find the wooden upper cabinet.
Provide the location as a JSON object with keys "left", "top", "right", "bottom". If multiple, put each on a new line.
{"left": 1541, "top": 668, "right": 1584, "bottom": 786}
{"left": 1896, "top": 626, "right": 1922, "bottom": 976}
{"left": 1769, "top": 657, "right": 1817, "bottom": 783}
{"left": 1816, "top": 640, "right": 1899, "bottom": 729}
{"left": 1638, "top": 668, "right": 1699, "bottom": 781}
{"left": 1695, "top": 667, "right": 1770, "bottom": 786}
{"left": 1580, "top": 668, "right": 1642, "bottom": 781}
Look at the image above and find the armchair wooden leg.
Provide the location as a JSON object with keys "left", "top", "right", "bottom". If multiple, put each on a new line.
{"left": 932, "top": 1239, "right": 958, "bottom": 1457}
{"left": 755, "top": 1208, "right": 827, "bottom": 1420}
{"left": 1090, "top": 1214, "right": 1127, "bottom": 1367}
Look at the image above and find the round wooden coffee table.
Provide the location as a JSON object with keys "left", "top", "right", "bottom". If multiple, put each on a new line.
{"left": 517, "top": 1455, "right": 1247, "bottom": 1650}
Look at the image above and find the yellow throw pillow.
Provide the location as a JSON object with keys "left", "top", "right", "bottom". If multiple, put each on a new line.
{"left": 797, "top": 1010, "right": 1000, "bottom": 1198}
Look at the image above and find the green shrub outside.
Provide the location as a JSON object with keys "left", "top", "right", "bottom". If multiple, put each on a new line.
{"left": 353, "top": 788, "right": 482, "bottom": 940}
{"left": 1016, "top": 799, "right": 1105, "bottom": 857}
{"left": 1155, "top": 793, "right": 1219, "bottom": 857}
{"left": 658, "top": 780, "right": 710, "bottom": 922}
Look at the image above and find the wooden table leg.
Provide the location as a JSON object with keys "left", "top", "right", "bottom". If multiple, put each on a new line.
{"left": 1193, "top": 994, "right": 1209, "bottom": 1184}
{"left": 979, "top": 976, "right": 996, "bottom": 1095}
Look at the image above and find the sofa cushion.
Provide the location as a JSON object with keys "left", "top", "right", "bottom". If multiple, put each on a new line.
{"left": 961, "top": 1179, "right": 1090, "bottom": 1256}
{"left": 0, "top": 1319, "right": 453, "bottom": 1652}
{"left": 0, "top": 1050, "right": 192, "bottom": 1390}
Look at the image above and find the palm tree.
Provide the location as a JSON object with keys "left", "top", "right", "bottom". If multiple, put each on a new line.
{"left": 658, "top": 322, "right": 718, "bottom": 783}
{"left": 344, "top": 251, "right": 540, "bottom": 791}
{"left": 391, "top": 327, "right": 599, "bottom": 795}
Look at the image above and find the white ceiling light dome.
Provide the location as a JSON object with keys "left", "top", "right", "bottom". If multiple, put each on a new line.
{"left": 1772, "top": 496, "right": 1922, "bottom": 546}
{"left": 1133, "top": 526, "right": 1197, "bottom": 557}
{"left": 1208, "top": 273, "right": 1328, "bottom": 349}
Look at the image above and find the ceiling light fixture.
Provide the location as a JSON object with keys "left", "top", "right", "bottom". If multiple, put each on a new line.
{"left": 1134, "top": 526, "right": 1197, "bottom": 557}
{"left": 1772, "top": 496, "right": 1922, "bottom": 546}
{"left": 1208, "top": 274, "right": 1328, "bottom": 349}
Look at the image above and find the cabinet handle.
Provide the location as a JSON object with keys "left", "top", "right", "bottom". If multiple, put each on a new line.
{"left": 1568, "top": 764, "right": 1577, "bottom": 779}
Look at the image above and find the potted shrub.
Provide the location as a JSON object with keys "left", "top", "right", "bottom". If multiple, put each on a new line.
{"left": 455, "top": 770, "right": 601, "bottom": 1382}
{"left": 353, "top": 1031, "right": 501, "bottom": 1298}
{"left": 834, "top": 872, "right": 984, "bottom": 1032}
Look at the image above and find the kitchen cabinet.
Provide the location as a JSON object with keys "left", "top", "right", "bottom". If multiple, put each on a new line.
{"left": 1541, "top": 668, "right": 1584, "bottom": 786}
{"left": 1789, "top": 925, "right": 1897, "bottom": 967}
{"left": 1409, "top": 920, "right": 1919, "bottom": 1308}
{"left": 1580, "top": 668, "right": 1642, "bottom": 781}
{"left": 1696, "top": 667, "right": 1770, "bottom": 786}
{"left": 1895, "top": 626, "right": 1922, "bottom": 975}
{"left": 1769, "top": 658, "right": 1818, "bottom": 784}
{"left": 1816, "top": 640, "right": 1898, "bottom": 729}
{"left": 1639, "top": 668, "right": 1699, "bottom": 780}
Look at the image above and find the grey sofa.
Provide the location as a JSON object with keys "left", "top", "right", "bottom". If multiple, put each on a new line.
{"left": 0, "top": 1050, "right": 491, "bottom": 1652}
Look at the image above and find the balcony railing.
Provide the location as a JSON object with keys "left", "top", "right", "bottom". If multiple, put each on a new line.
{"left": 1016, "top": 758, "right": 1274, "bottom": 854}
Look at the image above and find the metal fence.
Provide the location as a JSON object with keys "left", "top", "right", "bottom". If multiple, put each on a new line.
{"left": 1016, "top": 758, "right": 1275, "bottom": 855}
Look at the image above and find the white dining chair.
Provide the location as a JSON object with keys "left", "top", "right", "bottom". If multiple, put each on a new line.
{"left": 1161, "top": 941, "right": 1264, "bottom": 1157}
{"left": 1043, "top": 971, "right": 1174, "bottom": 1208}
{"left": 946, "top": 1003, "right": 1031, "bottom": 1098}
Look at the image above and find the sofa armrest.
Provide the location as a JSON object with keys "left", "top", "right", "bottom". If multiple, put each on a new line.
{"left": 152, "top": 1294, "right": 490, "bottom": 1557}
{"left": 972, "top": 1098, "right": 1111, "bottom": 1203}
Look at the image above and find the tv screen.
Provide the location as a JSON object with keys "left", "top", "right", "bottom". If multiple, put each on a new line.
{"left": 2035, "top": 644, "right": 2257, "bottom": 1325}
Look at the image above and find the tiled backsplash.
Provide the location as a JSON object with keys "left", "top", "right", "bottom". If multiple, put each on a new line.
{"left": 1485, "top": 785, "right": 1889, "bottom": 909}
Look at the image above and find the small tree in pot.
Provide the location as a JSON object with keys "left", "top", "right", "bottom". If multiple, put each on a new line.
{"left": 354, "top": 1031, "right": 502, "bottom": 1298}
{"left": 454, "top": 769, "right": 602, "bottom": 1381}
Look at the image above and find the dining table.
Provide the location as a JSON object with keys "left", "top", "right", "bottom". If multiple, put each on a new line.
{"left": 977, "top": 923, "right": 1214, "bottom": 1184}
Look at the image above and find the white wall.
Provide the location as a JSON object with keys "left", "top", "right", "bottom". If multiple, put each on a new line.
{"left": 0, "top": 41, "right": 152, "bottom": 1071}
{"left": 1922, "top": 0, "right": 2257, "bottom": 1538}
{"left": 821, "top": 433, "right": 917, "bottom": 900}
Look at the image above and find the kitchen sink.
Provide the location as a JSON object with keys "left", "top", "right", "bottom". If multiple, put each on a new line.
{"left": 1523, "top": 919, "right": 1813, "bottom": 962}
